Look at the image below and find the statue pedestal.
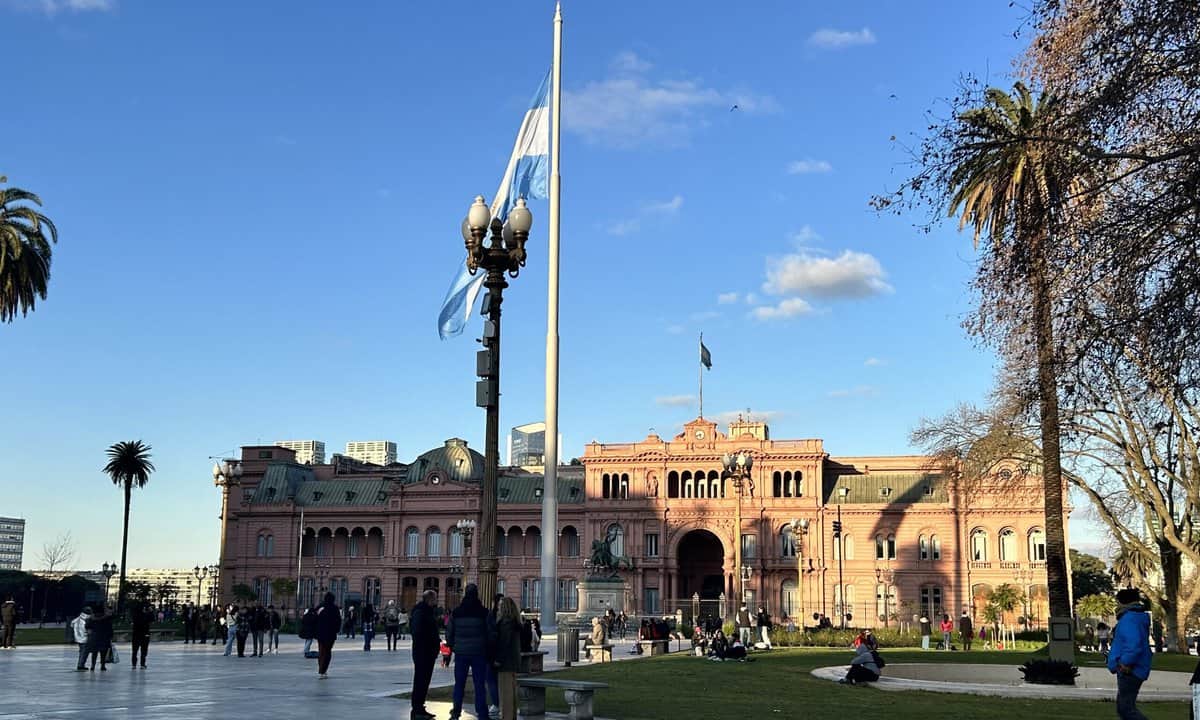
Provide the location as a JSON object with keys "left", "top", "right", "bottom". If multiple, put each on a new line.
{"left": 572, "top": 577, "right": 627, "bottom": 627}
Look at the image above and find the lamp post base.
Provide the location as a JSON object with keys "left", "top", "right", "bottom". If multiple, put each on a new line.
{"left": 1047, "top": 616, "right": 1075, "bottom": 662}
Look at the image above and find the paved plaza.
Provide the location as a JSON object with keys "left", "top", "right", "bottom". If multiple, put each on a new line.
{"left": 0, "top": 633, "right": 645, "bottom": 720}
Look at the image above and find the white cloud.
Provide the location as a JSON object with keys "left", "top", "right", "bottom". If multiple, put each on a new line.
{"left": 807, "top": 27, "right": 877, "bottom": 49}
{"left": 608, "top": 218, "right": 640, "bottom": 236}
{"left": 787, "top": 159, "right": 833, "bottom": 174}
{"left": 655, "top": 394, "right": 695, "bottom": 408}
{"left": 864, "top": 357, "right": 887, "bottom": 367}
{"left": 564, "top": 52, "right": 777, "bottom": 148}
{"left": 717, "top": 292, "right": 739, "bottom": 305}
{"left": 4, "top": 0, "right": 114, "bottom": 13}
{"left": 750, "top": 298, "right": 814, "bottom": 321}
{"left": 744, "top": 292, "right": 759, "bottom": 305}
{"left": 827, "top": 385, "right": 877, "bottom": 398}
{"left": 762, "top": 249, "right": 893, "bottom": 299}
{"left": 647, "top": 194, "right": 684, "bottom": 214}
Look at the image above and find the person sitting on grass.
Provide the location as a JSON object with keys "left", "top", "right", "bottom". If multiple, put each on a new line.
{"left": 726, "top": 637, "right": 749, "bottom": 661}
{"left": 708, "top": 630, "right": 728, "bottom": 661}
{"left": 839, "top": 644, "right": 881, "bottom": 685}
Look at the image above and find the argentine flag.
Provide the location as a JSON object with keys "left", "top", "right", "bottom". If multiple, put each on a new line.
{"left": 438, "top": 71, "right": 550, "bottom": 340}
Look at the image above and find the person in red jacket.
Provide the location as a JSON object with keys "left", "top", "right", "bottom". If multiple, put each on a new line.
{"left": 939, "top": 615, "right": 954, "bottom": 650}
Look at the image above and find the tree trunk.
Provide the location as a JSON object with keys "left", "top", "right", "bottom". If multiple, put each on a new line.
{"left": 1030, "top": 242, "right": 1072, "bottom": 621}
{"left": 1160, "top": 545, "right": 1185, "bottom": 652}
{"left": 118, "top": 482, "right": 131, "bottom": 617}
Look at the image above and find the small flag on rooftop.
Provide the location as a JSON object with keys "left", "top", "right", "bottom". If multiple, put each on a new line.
{"left": 700, "top": 338, "right": 712, "bottom": 370}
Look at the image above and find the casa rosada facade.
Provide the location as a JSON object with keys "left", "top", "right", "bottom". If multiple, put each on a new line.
{"left": 217, "top": 417, "right": 1059, "bottom": 626}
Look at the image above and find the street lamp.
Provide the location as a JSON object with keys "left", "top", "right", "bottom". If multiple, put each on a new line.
{"left": 1015, "top": 567, "right": 1036, "bottom": 628}
{"left": 193, "top": 565, "right": 209, "bottom": 607}
{"left": 721, "top": 451, "right": 754, "bottom": 606}
{"left": 789, "top": 518, "right": 810, "bottom": 625}
{"left": 834, "top": 486, "right": 850, "bottom": 628}
{"left": 212, "top": 459, "right": 243, "bottom": 607}
{"left": 100, "top": 562, "right": 118, "bottom": 607}
{"left": 875, "top": 564, "right": 895, "bottom": 627}
{"left": 462, "top": 194, "right": 532, "bottom": 604}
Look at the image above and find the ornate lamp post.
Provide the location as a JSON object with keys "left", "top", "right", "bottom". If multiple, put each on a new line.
{"left": 833, "top": 486, "right": 849, "bottom": 628}
{"left": 721, "top": 451, "right": 754, "bottom": 606}
{"left": 875, "top": 564, "right": 895, "bottom": 627}
{"left": 457, "top": 519, "right": 477, "bottom": 586}
{"left": 740, "top": 564, "right": 754, "bottom": 605}
{"left": 212, "top": 459, "right": 243, "bottom": 606}
{"left": 789, "top": 518, "right": 810, "bottom": 624}
{"left": 462, "top": 194, "right": 533, "bottom": 604}
{"left": 100, "top": 562, "right": 118, "bottom": 607}
{"left": 193, "top": 565, "right": 209, "bottom": 607}
{"left": 1015, "top": 567, "right": 1036, "bottom": 628}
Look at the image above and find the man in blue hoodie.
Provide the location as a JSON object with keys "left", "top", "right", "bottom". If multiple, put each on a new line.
{"left": 1107, "top": 588, "right": 1152, "bottom": 720}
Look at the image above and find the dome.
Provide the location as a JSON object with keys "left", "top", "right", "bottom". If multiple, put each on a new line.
{"left": 409, "top": 438, "right": 485, "bottom": 484}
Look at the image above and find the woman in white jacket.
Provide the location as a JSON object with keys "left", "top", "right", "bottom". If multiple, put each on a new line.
{"left": 72, "top": 608, "right": 92, "bottom": 671}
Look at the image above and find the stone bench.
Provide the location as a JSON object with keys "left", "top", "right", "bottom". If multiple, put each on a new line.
{"left": 520, "top": 650, "right": 549, "bottom": 674}
{"left": 638, "top": 639, "right": 670, "bottom": 656}
{"left": 518, "top": 677, "right": 609, "bottom": 720}
{"left": 584, "top": 643, "right": 613, "bottom": 662}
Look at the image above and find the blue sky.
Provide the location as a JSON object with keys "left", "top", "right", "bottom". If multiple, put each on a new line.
{"left": 1, "top": 0, "right": 1103, "bottom": 568}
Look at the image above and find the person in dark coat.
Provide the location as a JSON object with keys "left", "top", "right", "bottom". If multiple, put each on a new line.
{"left": 267, "top": 605, "right": 282, "bottom": 654}
{"left": 86, "top": 606, "right": 114, "bottom": 671}
{"left": 361, "top": 603, "right": 376, "bottom": 651}
{"left": 300, "top": 606, "right": 317, "bottom": 657}
{"left": 234, "top": 606, "right": 251, "bottom": 657}
{"left": 314, "top": 592, "right": 341, "bottom": 677}
{"left": 446, "top": 584, "right": 496, "bottom": 720}
{"left": 409, "top": 590, "right": 441, "bottom": 720}
{"left": 250, "top": 604, "right": 268, "bottom": 657}
{"left": 958, "top": 610, "right": 974, "bottom": 651}
{"left": 130, "top": 601, "right": 153, "bottom": 668}
{"left": 494, "top": 597, "right": 523, "bottom": 720}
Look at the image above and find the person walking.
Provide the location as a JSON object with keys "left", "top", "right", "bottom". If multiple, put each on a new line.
{"left": 494, "top": 597, "right": 522, "bottom": 720}
{"left": 446, "top": 584, "right": 495, "bottom": 720}
{"left": 1107, "top": 588, "right": 1152, "bottom": 720}
{"left": 736, "top": 603, "right": 754, "bottom": 648}
{"left": 940, "top": 614, "right": 954, "bottom": 650}
{"left": 959, "top": 610, "right": 974, "bottom": 651}
{"left": 250, "top": 603, "right": 267, "bottom": 657}
{"left": 131, "top": 601, "right": 152, "bottom": 668}
{"left": 315, "top": 592, "right": 341, "bottom": 678}
{"left": 222, "top": 605, "right": 238, "bottom": 656}
{"left": 181, "top": 603, "right": 194, "bottom": 644}
{"left": 486, "top": 594, "right": 503, "bottom": 719}
{"left": 409, "top": 590, "right": 441, "bottom": 720}
{"left": 198, "top": 608, "right": 211, "bottom": 645}
{"left": 235, "top": 606, "right": 251, "bottom": 658}
{"left": 756, "top": 606, "right": 773, "bottom": 650}
{"left": 361, "top": 603, "right": 377, "bottom": 651}
{"left": 71, "top": 607, "right": 92, "bottom": 670}
{"left": 300, "top": 606, "right": 317, "bottom": 657}
{"left": 383, "top": 600, "right": 401, "bottom": 651}
{"left": 267, "top": 605, "right": 281, "bottom": 654}
{"left": 343, "top": 604, "right": 358, "bottom": 640}
{"left": 86, "top": 606, "right": 114, "bottom": 671}
{"left": 1098, "top": 622, "right": 1112, "bottom": 656}
{"left": 919, "top": 615, "right": 932, "bottom": 651}
{"left": 1, "top": 596, "right": 17, "bottom": 648}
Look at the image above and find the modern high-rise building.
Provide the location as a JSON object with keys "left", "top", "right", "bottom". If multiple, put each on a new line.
{"left": 0, "top": 517, "right": 26, "bottom": 570}
{"left": 344, "top": 441, "right": 397, "bottom": 466}
{"left": 508, "top": 422, "right": 563, "bottom": 467}
{"left": 276, "top": 440, "right": 326, "bottom": 465}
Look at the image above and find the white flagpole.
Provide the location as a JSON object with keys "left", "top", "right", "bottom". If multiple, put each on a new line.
{"left": 540, "top": 0, "right": 563, "bottom": 633}
{"left": 699, "top": 333, "right": 704, "bottom": 418}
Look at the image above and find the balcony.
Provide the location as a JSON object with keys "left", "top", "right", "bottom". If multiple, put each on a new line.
{"left": 969, "top": 562, "right": 992, "bottom": 570}
{"left": 999, "top": 562, "right": 1021, "bottom": 570}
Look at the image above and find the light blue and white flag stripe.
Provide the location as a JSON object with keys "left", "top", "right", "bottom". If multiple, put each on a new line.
{"left": 438, "top": 71, "right": 551, "bottom": 340}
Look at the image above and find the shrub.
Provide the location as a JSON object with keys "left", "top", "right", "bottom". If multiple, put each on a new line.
{"left": 1018, "top": 658, "right": 1079, "bottom": 685}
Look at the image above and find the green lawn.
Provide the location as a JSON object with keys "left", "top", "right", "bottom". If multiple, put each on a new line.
{"left": 418, "top": 647, "right": 1192, "bottom": 720}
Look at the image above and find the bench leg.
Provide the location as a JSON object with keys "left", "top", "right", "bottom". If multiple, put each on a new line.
{"left": 563, "top": 689, "right": 595, "bottom": 720}
{"left": 518, "top": 685, "right": 546, "bottom": 719}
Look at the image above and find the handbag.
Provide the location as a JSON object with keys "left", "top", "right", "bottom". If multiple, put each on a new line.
{"left": 107, "top": 645, "right": 119, "bottom": 663}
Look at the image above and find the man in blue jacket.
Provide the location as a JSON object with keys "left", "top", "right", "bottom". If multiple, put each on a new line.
{"left": 1107, "top": 588, "right": 1152, "bottom": 720}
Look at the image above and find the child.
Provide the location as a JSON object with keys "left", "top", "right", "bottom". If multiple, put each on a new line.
{"left": 439, "top": 639, "right": 452, "bottom": 668}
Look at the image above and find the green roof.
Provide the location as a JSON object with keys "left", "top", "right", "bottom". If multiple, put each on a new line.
{"left": 498, "top": 471, "right": 584, "bottom": 504}
{"left": 249, "top": 463, "right": 315, "bottom": 504}
{"left": 294, "top": 478, "right": 390, "bottom": 506}
{"left": 822, "top": 472, "right": 946, "bottom": 504}
{"left": 407, "top": 438, "right": 485, "bottom": 484}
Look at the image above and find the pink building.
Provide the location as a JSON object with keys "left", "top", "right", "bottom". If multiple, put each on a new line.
{"left": 218, "top": 417, "right": 1057, "bottom": 626}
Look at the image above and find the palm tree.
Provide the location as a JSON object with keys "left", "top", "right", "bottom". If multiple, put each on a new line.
{"left": 0, "top": 177, "right": 58, "bottom": 323}
{"left": 103, "top": 440, "right": 155, "bottom": 616}
{"left": 946, "top": 83, "right": 1080, "bottom": 639}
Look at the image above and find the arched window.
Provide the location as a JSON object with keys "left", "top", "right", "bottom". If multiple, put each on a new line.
{"left": 333, "top": 528, "right": 349, "bottom": 557}
{"left": 257, "top": 533, "right": 273, "bottom": 557}
{"left": 620, "top": 473, "right": 629, "bottom": 499}
{"left": 527, "top": 526, "right": 542, "bottom": 557}
{"left": 708, "top": 470, "right": 721, "bottom": 498}
{"left": 449, "top": 527, "right": 463, "bottom": 557}
{"left": 1028, "top": 528, "right": 1046, "bottom": 561}
{"left": 932, "top": 535, "right": 942, "bottom": 560}
{"left": 682, "top": 471, "right": 693, "bottom": 499}
{"left": 350, "top": 528, "right": 366, "bottom": 558}
{"left": 560, "top": 526, "right": 580, "bottom": 557}
{"left": 696, "top": 473, "right": 707, "bottom": 498}
{"left": 317, "top": 528, "right": 333, "bottom": 557}
{"left": 405, "top": 527, "right": 420, "bottom": 557}
{"left": 427, "top": 527, "right": 442, "bottom": 558}
{"left": 601, "top": 473, "right": 611, "bottom": 499}
{"left": 844, "top": 534, "right": 855, "bottom": 560}
{"left": 794, "top": 470, "right": 803, "bottom": 497}
{"left": 783, "top": 471, "right": 793, "bottom": 498}
{"left": 507, "top": 526, "right": 524, "bottom": 556}
{"left": 970, "top": 528, "right": 988, "bottom": 561}
{"left": 919, "top": 535, "right": 929, "bottom": 561}
{"left": 496, "top": 526, "right": 507, "bottom": 557}
{"left": 773, "top": 471, "right": 783, "bottom": 498}
{"left": 874, "top": 534, "right": 885, "bottom": 560}
{"left": 606, "top": 523, "right": 624, "bottom": 558}
{"left": 886, "top": 534, "right": 896, "bottom": 560}
{"left": 781, "top": 526, "right": 796, "bottom": 557}
{"left": 301, "top": 529, "right": 316, "bottom": 558}
{"left": 998, "top": 528, "right": 1017, "bottom": 561}
{"left": 367, "top": 527, "right": 384, "bottom": 557}
{"left": 668, "top": 471, "right": 679, "bottom": 499}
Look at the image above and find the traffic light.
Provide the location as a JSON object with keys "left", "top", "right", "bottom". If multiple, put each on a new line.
{"left": 832, "top": 520, "right": 842, "bottom": 537}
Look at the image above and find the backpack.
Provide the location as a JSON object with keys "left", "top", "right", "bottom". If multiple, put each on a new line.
{"left": 872, "top": 650, "right": 886, "bottom": 669}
